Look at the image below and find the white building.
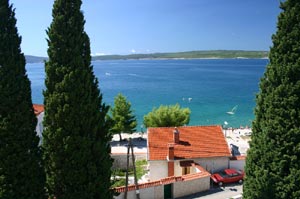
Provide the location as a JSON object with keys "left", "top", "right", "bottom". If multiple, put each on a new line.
{"left": 33, "top": 104, "right": 44, "bottom": 144}
{"left": 147, "top": 126, "right": 232, "bottom": 181}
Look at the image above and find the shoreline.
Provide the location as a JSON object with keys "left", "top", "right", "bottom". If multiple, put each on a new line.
{"left": 93, "top": 57, "right": 269, "bottom": 62}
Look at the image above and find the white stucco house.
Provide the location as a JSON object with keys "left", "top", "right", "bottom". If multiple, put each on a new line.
{"left": 33, "top": 104, "right": 44, "bottom": 143}
{"left": 114, "top": 125, "right": 232, "bottom": 199}
{"left": 147, "top": 125, "right": 232, "bottom": 181}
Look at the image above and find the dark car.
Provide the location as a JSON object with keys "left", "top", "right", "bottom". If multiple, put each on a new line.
{"left": 211, "top": 168, "right": 244, "bottom": 186}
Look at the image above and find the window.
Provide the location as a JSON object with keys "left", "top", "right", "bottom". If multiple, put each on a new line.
{"left": 182, "top": 167, "right": 190, "bottom": 175}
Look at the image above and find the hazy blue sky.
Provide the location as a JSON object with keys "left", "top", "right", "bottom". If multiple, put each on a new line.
{"left": 11, "top": 0, "right": 282, "bottom": 57}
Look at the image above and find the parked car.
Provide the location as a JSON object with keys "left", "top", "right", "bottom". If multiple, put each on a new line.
{"left": 211, "top": 168, "right": 244, "bottom": 186}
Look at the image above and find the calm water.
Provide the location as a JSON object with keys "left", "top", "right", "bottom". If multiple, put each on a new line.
{"left": 26, "top": 59, "right": 268, "bottom": 129}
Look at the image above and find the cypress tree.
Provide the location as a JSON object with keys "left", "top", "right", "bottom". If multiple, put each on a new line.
{"left": 42, "top": 0, "right": 113, "bottom": 198}
{"left": 0, "top": 1, "right": 45, "bottom": 198}
{"left": 244, "top": 1, "right": 300, "bottom": 198}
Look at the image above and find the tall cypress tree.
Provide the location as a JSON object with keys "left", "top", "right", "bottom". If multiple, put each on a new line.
{"left": 0, "top": 1, "right": 45, "bottom": 198}
{"left": 244, "top": 1, "right": 300, "bottom": 198}
{"left": 42, "top": 0, "right": 113, "bottom": 198}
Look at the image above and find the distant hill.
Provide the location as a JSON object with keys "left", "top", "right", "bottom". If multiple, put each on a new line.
{"left": 25, "top": 50, "right": 269, "bottom": 63}
{"left": 92, "top": 50, "right": 269, "bottom": 61}
{"left": 25, "top": 55, "right": 48, "bottom": 63}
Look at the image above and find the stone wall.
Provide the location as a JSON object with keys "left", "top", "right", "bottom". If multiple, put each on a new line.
{"left": 112, "top": 153, "right": 147, "bottom": 169}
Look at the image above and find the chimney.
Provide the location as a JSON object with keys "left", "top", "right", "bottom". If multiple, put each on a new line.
{"left": 167, "top": 143, "right": 174, "bottom": 176}
{"left": 173, "top": 127, "right": 180, "bottom": 144}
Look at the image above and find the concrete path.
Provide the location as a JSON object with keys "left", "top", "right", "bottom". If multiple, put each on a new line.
{"left": 178, "top": 183, "right": 243, "bottom": 199}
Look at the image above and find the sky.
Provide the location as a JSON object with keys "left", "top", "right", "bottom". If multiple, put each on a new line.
{"left": 11, "top": 0, "right": 282, "bottom": 57}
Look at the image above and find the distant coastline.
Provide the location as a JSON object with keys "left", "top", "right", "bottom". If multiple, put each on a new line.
{"left": 25, "top": 50, "right": 269, "bottom": 63}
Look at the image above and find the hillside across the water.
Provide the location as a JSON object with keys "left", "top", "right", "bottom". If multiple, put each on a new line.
{"left": 25, "top": 50, "right": 268, "bottom": 63}
{"left": 92, "top": 50, "right": 269, "bottom": 60}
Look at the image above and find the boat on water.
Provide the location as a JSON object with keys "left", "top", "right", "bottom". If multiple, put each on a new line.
{"left": 227, "top": 105, "right": 238, "bottom": 115}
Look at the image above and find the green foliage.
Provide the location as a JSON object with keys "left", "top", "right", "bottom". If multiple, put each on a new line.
{"left": 135, "top": 159, "right": 148, "bottom": 179}
{"left": 143, "top": 104, "right": 190, "bottom": 127}
{"left": 111, "top": 178, "right": 126, "bottom": 188}
{"left": 111, "top": 159, "right": 147, "bottom": 188}
{"left": 110, "top": 93, "right": 137, "bottom": 141}
{"left": 42, "top": 0, "right": 113, "bottom": 198}
{"left": 244, "top": 1, "right": 300, "bottom": 198}
{"left": 0, "top": 1, "right": 45, "bottom": 198}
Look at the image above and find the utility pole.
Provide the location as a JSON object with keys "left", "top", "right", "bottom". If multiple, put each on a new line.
{"left": 124, "top": 139, "right": 130, "bottom": 199}
{"left": 124, "top": 138, "right": 140, "bottom": 199}
{"left": 130, "top": 138, "right": 140, "bottom": 199}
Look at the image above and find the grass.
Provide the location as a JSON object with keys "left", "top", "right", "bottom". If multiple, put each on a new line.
{"left": 111, "top": 159, "right": 148, "bottom": 188}
{"left": 111, "top": 178, "right": 126, "bottom": 188}
{"left": 135, "top": 159, "right": 147, "bottom": 179}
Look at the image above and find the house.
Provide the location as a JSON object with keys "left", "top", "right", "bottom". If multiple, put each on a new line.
{"left": 33, "top": 104, "right": 44, "bottom": 141}
{"left": 147, "top": 125, "right": 231, "bottom": 181}
{"left": 113, "top": 125, "right": 231, "bottom": 199}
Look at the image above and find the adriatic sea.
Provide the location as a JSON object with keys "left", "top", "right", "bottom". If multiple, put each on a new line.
{"left": 26, "top": 58, "right": 268, "bottom": 129}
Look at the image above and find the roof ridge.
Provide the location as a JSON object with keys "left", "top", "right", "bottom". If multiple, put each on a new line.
{"left": 148, "top": 125, "right": 222, "bottom": 130}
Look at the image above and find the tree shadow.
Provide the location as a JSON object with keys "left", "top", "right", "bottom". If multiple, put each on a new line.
{"left": 110, "top": 137, "right": 147, "bottom": 149}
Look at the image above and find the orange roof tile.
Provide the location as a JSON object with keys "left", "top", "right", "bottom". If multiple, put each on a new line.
{"left": 148, "top": 126, "right": 231, "bottom": 160}
{"left": 33, "top": 104, "right": 44, "bottom": 116}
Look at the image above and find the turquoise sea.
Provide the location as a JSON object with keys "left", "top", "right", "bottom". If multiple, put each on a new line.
{"left": 26, "top": 59, "right": 268, "bottom": 129}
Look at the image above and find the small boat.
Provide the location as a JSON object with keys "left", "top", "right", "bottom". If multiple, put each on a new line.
{"left": 227, "top": 105, "right": 238, "bottom": 115}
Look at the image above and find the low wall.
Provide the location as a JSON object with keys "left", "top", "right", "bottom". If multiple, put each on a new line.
{"left": 173, "top": 176, "right": 210, "bottom": 198}
{"left": 115, "top": 185, "right": 163, "bottom": 199}
{"left": 229, "top": 156, "right": 246, "bottom": 170}
{"left": 112, "top": 153, "right": 147, "bottom": 169}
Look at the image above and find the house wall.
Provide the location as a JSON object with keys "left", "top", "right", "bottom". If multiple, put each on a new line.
{"left": 36, "top": 112, "right": 44, "bottom": 145}
{"left": 173, "top": 176, "right": 210, "bottom": 198}
{"left": 149, "top": 161, "right": 168, "bottom": 181}
{"left": 114, "top": 185, "right": 163, "bottom": 199}
{"left": 194, "top": 157, "right": 229, "bottom": 173}
{"left": 230, "top": 159, "right": 245, "bottom": 170}
{"left": 114, "top": 177, "right": 210, "bottom": 199}
{"left": 150, "top": 157, "right": 229, "bottom": 180}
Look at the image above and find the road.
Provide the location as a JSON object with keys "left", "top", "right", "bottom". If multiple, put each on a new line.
{"left": 178, "top": 183, "right": 243, "bottom": 199}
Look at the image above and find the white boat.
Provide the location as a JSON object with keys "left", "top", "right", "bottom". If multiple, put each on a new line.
{"left": 227, "top": 105, "right": 238, "bottom": 115}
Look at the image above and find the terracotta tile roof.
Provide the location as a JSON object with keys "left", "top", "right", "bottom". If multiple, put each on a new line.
{"left": 114, "top": 176, "right": 180, "bottom": 193}
{"left": 148, "top": 126, "right": 231, "bottom": 160}
{"left": 33, "top": 104, "right": 44, "bottom": 116}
